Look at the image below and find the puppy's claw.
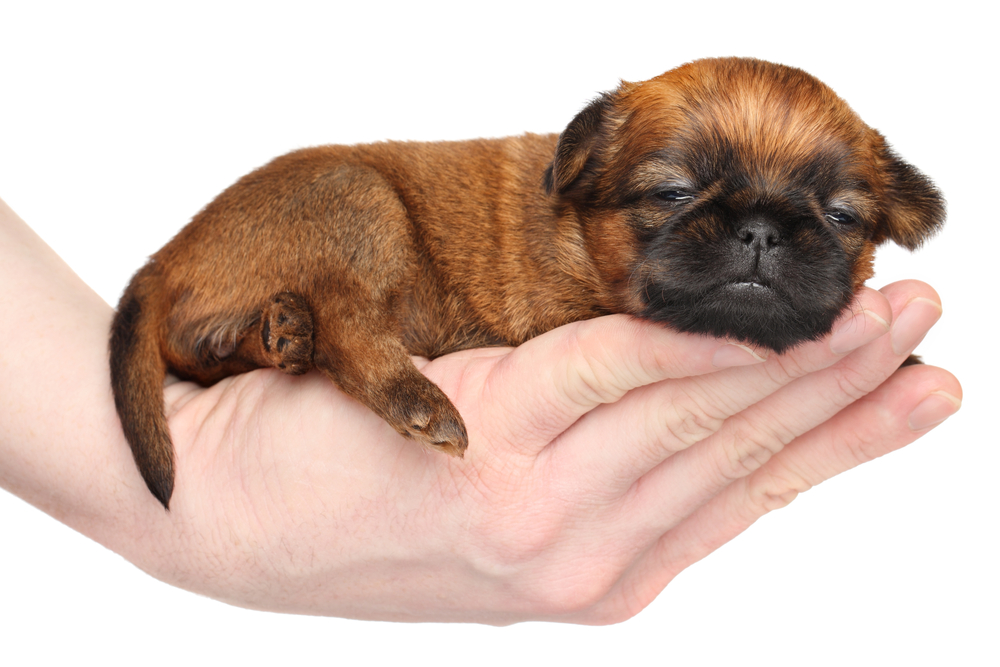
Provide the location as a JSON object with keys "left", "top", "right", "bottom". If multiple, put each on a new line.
{"left": 427, "top": 417, "right": 469, "bottom": 457}
{"left": 431, "top": 439, "right": 468, "bottom": 458}
{"left": 403, "top": 408, "right": 468, "bottom": 457}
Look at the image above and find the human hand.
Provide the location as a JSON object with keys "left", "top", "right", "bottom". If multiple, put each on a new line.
{"left": 115, "top": 281, "right": 958, "bottom": 624}
{"left": 0, "top": 192, "right": 959, "bottom": 624}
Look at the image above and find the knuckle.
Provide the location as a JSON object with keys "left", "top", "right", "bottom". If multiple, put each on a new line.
{"left": 832, "top": 365, "right": 877, "bottom": 402}
{"left": 527, "top": 564, "right": 621, "bottom": 616}
{"left": 846, "top": 411, "right": 893, "bottom": 466}
{"left": 747, "top": 466, "right": 810, "bottom": 514}
{"left": 560, "top": 328, "right": 626, "bottom": 407}
{"left": 522, "top": 550, "right": 635, "bottom": 618}
{"left": 662, "top": 399, "right": 726, "bottom": 449}
{"left": 718, "top": 417, "right": 788, "bottom": 481}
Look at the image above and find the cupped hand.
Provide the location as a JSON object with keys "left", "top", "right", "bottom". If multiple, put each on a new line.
{"left": 130, "top": 280, "right": 958, "bottom": 624}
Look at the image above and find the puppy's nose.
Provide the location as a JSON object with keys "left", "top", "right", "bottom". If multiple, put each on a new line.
{"left": 738, "top": 218, "right": 783, "bottom": 250}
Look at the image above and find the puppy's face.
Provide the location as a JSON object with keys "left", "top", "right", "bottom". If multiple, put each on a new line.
{"left": 546, "top": 58, "right": 944, "bottom": 352}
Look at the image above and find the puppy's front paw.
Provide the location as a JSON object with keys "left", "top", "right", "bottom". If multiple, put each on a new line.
{"left": 262, "top": 292, "right": 314, "bottom": 374}
{"left": 387, "top": 376, "right": 469, "bottom": 457}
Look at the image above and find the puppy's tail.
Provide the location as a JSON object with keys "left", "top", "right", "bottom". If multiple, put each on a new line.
{"left": 110, "top": 272, "right": 174, "bottom": 509}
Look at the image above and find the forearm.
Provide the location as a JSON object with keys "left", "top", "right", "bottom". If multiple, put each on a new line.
{"left": 0, "top": 197, "right": 471, "bottom": 608}
{"left": 0, "top": 198, "right": 156, "bottom": 563}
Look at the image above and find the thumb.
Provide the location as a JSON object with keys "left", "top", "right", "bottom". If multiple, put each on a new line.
{"left": 477, "top": 314, "right": 766, "bottom": 456}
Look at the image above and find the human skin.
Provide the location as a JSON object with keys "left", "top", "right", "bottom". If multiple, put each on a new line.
{"left": 0, "top": 196, "right": 961, "bottom": 624}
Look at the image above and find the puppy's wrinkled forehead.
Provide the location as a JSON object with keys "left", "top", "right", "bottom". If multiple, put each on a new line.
{"left": 614, "top": 58, "right": 875, "bottom": 191}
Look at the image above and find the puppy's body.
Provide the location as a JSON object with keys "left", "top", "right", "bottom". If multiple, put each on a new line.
{"left": 111, "top": 58, "right": 944, "bottom": 508}
{"left": 139, "top": 137, "right": 603, "bottom": 360}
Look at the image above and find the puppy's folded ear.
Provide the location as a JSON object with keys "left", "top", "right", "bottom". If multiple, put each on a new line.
{"left": 875, "top": 140, "right": 946, "bottom": 250}
{"left": 544, "top": 93, "right": 614, "bottom": 196}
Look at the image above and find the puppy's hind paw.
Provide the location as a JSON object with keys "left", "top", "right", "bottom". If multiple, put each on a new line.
{"left": 262, "top": 292, "right": 314, "bottom": 374}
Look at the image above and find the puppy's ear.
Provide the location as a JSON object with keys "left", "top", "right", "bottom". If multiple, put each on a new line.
{"left": 875, "top": 142, "right": 945, "bottom": 250}
{"left": 544, "top": 93, "right": 614, "bottom": 196}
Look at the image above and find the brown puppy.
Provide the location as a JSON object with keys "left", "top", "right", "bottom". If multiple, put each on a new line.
{"left": 110, "top": 57, "right": 944, "bottom": 509}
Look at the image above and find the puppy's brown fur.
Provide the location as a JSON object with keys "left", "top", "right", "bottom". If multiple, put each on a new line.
{"left": 110, "top": 58, "right": 944, "bottom": 508}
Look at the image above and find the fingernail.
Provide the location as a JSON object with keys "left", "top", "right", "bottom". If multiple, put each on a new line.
{"left": 892, "top": 298, "right": 943, "bottom": 356}
{"left": 829, "top": 309, "right": 890, "bottom": 355}
{"left": 713, "top": 343, "right": 767, "bottom": 368}
{"left": 908, "top": 391, "right": 961, "bottom": 431}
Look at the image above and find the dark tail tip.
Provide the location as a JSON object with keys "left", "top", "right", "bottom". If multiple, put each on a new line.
{"left": 110, "top": 287, "right": 175, "bottom": 510}
{"left": 146, "top": 470, "right": 174, "bottom": 510}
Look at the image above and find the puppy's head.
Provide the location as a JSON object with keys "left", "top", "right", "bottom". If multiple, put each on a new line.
{"left": 545, "top": 57, "right": 944, "bottom": 352}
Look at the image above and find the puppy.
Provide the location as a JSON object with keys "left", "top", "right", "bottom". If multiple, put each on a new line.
{"left": 110, "top": 57, "right": 944, "bottom": 509}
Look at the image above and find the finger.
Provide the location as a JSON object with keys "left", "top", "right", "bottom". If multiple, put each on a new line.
{"left": 547, "top": 286, "right": 893, "bottom": 494}
{"left": 475, "top": 314, "right": 766, "bottom": 456}
{"left": 601, "top": 363, "right": 962, "bottom": 619}
{"left": 878, "top": 279, "right": 944, "bottom": 356}
{"left": 626, "top": 281, "right": 941, "bottom": 529}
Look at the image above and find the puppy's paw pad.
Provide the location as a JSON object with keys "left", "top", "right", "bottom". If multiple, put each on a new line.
{"left": 262, "top": 292, "right": 314, "bottom": 374}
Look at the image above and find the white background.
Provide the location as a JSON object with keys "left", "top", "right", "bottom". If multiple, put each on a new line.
{"left": 2, "top": 1, "right": 996, "bottom": 665}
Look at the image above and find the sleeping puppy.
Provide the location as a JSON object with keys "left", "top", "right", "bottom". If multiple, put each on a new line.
{"left": 110, "top": 57, "right": 945, "bottom": 508}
